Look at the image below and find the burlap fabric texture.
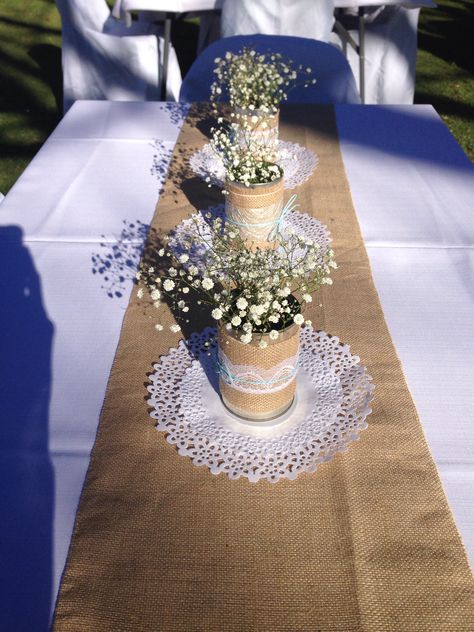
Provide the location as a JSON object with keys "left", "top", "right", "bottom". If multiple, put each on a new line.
{"left": 53, "top": 104, "right": 474, "bottom": 632}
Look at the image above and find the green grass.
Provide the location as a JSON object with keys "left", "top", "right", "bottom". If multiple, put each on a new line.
{"left": 0, "top": 0, "right": 472, "bottom": 194}
{"left": 0, "top": 1, "right": 62, "bottom": 194}
{"left": 416, "top": 0, "right": 474, "bottom": 159}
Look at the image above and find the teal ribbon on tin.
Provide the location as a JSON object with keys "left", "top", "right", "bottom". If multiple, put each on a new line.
{"left": 216, "top": 358, "right": 298, "bottom": 389}
{"left": 226, "top": 194, "right": 300, "bottom": 240}
{"left": 269, "top": 193, "right": 299, "bottom": 240}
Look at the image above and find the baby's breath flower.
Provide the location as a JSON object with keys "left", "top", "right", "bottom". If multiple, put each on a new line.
{"left": 249, "top": 304, "right": 265, "bottom": 316}
{"left": 202, "top": 277, "right": 214, "bottom": 290}
{"left": 211, "top": 122, "right": 283, "bottom": 186}
{"left": 170, "top": 324, "right": 181, "bottom": 333}
{"left": 210, "top": 47, "right": 317, "bottom": 113}
{"left": 136, "top": 213, "right": 335, "bottom": 336}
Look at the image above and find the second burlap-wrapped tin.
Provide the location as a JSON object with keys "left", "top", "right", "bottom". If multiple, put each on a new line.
{"left": 225, "top": 176, "right": 284, "bottom": 248}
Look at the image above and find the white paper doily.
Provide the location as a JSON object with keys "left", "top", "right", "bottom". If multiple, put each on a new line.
{"left": 147, "top": 328, "right": 374, "bottom": 483}
{"left": 190, "top": 141, "right": 318, "bottom": 189}
{"left": 168, "top": 204, "right": 331, "bottom": 274}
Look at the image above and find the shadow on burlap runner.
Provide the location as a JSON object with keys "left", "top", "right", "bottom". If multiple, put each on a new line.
{"left": 53, "top": 105, "right": 474, "bottom": 631}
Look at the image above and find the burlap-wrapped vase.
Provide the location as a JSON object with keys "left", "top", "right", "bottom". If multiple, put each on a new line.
{"left": 234, "top": 108, "right": 279, "bottom": 161}
{"left": 225, "top": 176, "right": 284, "bottom": 248}
{"left": 218, "top": 321, "right": 300, "bottom": 421}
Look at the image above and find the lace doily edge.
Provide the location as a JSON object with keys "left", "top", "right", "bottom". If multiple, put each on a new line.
{"left": 147, "top": 328, "right": 374, "bottom": 483}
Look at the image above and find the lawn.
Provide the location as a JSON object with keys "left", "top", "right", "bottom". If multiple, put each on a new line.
{"left": 0, "top": 0, "right": 472, "bottom": 194}
{"left": 416, "top": 0, "right": 474, "bottom": 159}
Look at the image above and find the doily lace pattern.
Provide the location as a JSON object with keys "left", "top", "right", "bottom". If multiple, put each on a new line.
{"left": 168, "top": 204, "right": 331, "bottom": 274}
{"left": 147, "top": 328, "right": 374, "bottom": 483}
{"left": 189, "top": 141, "right": 318, "bottom": 190}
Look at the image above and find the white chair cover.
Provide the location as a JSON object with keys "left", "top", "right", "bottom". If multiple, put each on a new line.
{"left": 331, "top": 5, "right": 421, "bottom": 104}
{"left": 56, "top": 0, "right": 181, "bottom": 112}
{"left": 179, "top": 34, "right": 360, "bottom": 104}
{"left": 221, "top": 0, "right": 335, "bottom": 43}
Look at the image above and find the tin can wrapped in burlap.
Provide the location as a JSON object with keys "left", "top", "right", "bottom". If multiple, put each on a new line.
{"left": 225, "top": 176, "right": 284, "bottom": 248}
{"left": 218, "top": 322, "right": 300, "bottom": 421}
{"left": 235, "top": 108, "right": 279, "bottom": 161}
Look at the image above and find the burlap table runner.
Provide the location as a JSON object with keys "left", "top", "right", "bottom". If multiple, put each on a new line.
{"left": 53, "top": 105, "right": 474, "bottom": 631}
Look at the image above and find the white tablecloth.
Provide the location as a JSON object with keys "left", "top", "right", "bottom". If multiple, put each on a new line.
{"left": 112, "top": 0, "right": 223, "bottom": 25}
{"left": 0, "top": 101, "right": 473, "bottom": 628}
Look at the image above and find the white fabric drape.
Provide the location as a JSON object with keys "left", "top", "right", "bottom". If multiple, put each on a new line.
{"left": 221, "top": 0, "right": 336, "bottom": 43}
{"left": 56, "top": 0, "right": 181, "bottom": 112}
{"left": 331, "top": 4, "right": 422, "bottom": 103}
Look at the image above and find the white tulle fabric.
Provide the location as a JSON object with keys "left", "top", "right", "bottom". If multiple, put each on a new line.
{"left": 189, "top": 141, "right": 318, "bottom": 189}
{"left": 147, "top": 328, "right": 374, "bottom": 483}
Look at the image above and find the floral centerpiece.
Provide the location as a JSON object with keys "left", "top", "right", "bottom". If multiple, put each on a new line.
{"left": 210, "top": 122, "right": 284, "bottom": 246}
{"left": 137, "top": 215, "right": 336, "bottom": 420}
{"left": 210, "top": 47, "right": 317, "bottom": 153}
{"left": 210, "top": 48, "right": 317, "bottom": 116}
{"left": 211, "top": 123, "right": 283, "bottom": 186}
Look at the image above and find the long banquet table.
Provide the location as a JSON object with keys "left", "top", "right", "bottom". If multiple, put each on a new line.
{"left": 0, "top": 100, "right": 473, "bottom": 629}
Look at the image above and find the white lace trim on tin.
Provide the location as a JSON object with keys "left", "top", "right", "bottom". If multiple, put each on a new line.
{"left": 217, "top": 348, "right": 299, "bottom": 394}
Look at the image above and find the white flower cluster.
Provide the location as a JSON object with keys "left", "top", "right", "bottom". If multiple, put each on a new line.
{"left": 137, "top": 216, "right": 336, "bottom": 343}
{"left": 210, "top": 48, "right": 317, "bottom": 113}
{"left": 211, "top": 123, "right": 283, "bottom": 186}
